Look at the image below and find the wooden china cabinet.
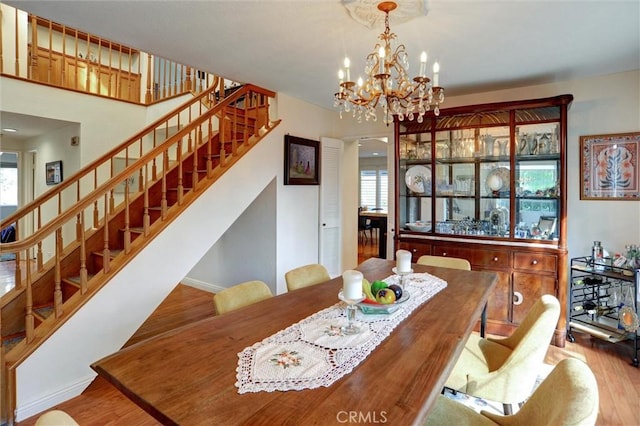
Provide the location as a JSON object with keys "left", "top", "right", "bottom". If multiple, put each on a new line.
{"left": 394, "top": 94, "right": 573, "bottom": 347}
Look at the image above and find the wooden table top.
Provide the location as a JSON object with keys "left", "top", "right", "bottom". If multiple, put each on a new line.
{"left": 359, "top": 210, "right": 387, "bottom": 218}
{"left": 91, "top": 258, "right": 496, "bottom": 425}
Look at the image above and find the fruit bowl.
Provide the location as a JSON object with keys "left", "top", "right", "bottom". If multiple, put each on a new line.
{"left": 358, "top": 291, "right": 410, "bottom": 314}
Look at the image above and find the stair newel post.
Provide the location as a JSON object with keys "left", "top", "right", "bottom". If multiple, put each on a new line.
{"left": 192, "top": 127, "right": 200, "bottom": 189}
{"left": 25, "top": 247, "right": 35, "bottom": 343}
{"left": 109, "top": 158, "right": 116, "bottom": 214}
{"left": 206, "top": 116, "right": 213, "bottom": 178}
{"left": 145, "top": 54, "right": 152, "bottom": 104}
{"left": 102, "top": 193, "right": 111, "bottom": 273}
{"left": 75, "top": 181, "right": 82, "bottom": 240}
{"left": 124, "top": 175, "right": 131, "bottom": 254}
{"left": 54, "top": 228, "right": 63, "bottom": 318}
{"left": 161, "top": 152, "right": 168, "bottom": 219}
{"left": 143, "top": 163, "right": 150, "bottom": 236}
{"left": 93, "top": 170, "right": 100, "bottom": 228}
{"left": 11, "top": 222, "right": 21, "bottom": 288}
{"left": 138, "top": 138, "right": 145, "bottom": 192}
{"left": 79, "top": 211, "right": 88, "bottom": 294}
{"left": 176, "top": 139, "right": 184, "bottom": 204}
{"left": 232, "top": 103, "right": 238, "bottom": 156}
{"left": 242, "top": 92, "right": 249, "bottom": 145}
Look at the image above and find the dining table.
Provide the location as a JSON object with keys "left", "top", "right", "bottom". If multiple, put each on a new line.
{"left": 359, "top": 210, "right": 387, "bottom": 258}
{"left": 91, "top": 258, "right": 496, "bottom": 425}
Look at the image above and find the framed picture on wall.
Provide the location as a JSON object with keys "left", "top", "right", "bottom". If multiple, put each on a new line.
{"left": 45, "top": 161, "right": 63, "bottom": 185}
{"left": 580, "top": 132, "right": 640, "bottom": 200}
{"left": 284, "top": 135, "right": 320, "bottom": 185}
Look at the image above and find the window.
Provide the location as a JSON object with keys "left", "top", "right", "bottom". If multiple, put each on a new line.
{"left": 360, "top": 167, "right": 388, "bottom": 210}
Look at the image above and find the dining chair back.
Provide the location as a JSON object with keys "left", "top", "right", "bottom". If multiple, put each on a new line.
{"left": 444, "top": 294, "right": 560, "bottom": 413}
{"left": 285, "top": 263, "right": 331, "bottom": 291}
{"left": 35, "top": 410, "right": 79, "bottom": 426}
{"left": 213, "top": 280, "right": 273, "bottom": 315}
{"left": 417, "top": 254, "right": 471, "bottom": 270}
{"left": 426, "top": 358, "right": 599, "bottom": 426}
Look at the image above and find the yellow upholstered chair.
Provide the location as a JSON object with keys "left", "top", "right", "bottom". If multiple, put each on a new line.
{"left": 426, "top": 358, "right": 599, "bottom": 426}
{"left": 417, "top": 254, "right": 471, "bottom": 270}
{"left": 285, "top": 263, "right": 330, "bottom": 291}
{"left": 213, "top": 280, "right": 273, "bottom": 315}
{"left": 35, "top": 410, "right": 79, "bottom": 426}
{"left": 444, "top": 294, "right": 560, "bottom": 414}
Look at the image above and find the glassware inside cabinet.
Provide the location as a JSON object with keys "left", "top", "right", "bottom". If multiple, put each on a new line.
{"left": 478, "top": 126, "right": 510, "bottom": 158}
{"left": 515, "top": 123, "right": 560, "bottom": 157}
{"left": 400, "top": 133, "right": 431, "bottom": 160}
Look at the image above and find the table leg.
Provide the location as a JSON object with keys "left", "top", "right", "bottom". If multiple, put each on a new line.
{"left": 480, "top": 303, "right": 487, "bottom": 338}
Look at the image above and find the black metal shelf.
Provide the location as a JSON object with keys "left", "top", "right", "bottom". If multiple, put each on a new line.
{"left": 568, "top": 256, "right": 639, "bottom": 367}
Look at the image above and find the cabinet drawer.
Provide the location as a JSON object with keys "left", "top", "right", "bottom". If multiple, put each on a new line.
{"left": 433, "top": 246, "right": 510, "bottom": 268}
{"left": 398, "top": 241, "right": 432, "bottom": 262}
{"left": 514, "top": 252, "right": 557, "bottom": 274}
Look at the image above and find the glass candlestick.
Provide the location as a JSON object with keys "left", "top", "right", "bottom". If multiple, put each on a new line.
{"left": 338, "top": 291, "right": 365, "bottom": 335}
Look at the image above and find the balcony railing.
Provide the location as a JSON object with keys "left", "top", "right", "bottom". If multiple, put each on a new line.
{"left": 0, "top": 3, "right": 223, "bottom": 104}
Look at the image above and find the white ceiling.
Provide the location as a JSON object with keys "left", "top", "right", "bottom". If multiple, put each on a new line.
{"left": 3, "top": 0, "right": 640, "bottom": 144}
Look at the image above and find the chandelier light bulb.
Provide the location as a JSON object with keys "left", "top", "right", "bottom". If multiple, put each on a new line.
{"left": 344, "top": 57, "right": 351, "bottom": 81}
{"left": 338, "top": 69, "right": 344, "bottom": 82}
{"left": 357, "top": 76, "right": 364, "bottom": 88}
{"left": 420, "top": 51, "right": 427, "bottom": 77}
{"left": 433, "top": 62, "right": 440, "bottom": 87}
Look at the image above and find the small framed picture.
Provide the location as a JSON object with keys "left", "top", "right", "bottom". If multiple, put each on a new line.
{"left": 284, "top": 135, "right": 320, "bottom": 185}
{"left": 45, "top": 161, "right": 63, "bottom": 185}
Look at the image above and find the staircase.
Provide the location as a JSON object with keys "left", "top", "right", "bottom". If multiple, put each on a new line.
{"left": 0, "top": 82, "right": 280, "bottom": 423}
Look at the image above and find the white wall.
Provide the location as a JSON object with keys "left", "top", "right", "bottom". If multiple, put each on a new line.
{"left": 187, "top": 179, "right": 277, "bottom": 293}
{"left": 1, "top": 78, "right": 146, "bottom": 166}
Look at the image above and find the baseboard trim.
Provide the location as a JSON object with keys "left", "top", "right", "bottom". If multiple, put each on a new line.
{"left": 181, "top": 277, "right": 226, "bottom": 294}
{"left": 16, "top": 374, "right": 94, "bottom": 422}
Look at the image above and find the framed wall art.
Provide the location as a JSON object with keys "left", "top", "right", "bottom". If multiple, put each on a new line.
{"left": 580, "top": 132, "right": 640, "bottom": 200}
{"left": 284, "top": 135, "right": 320, "bottom": 185}
{"left": 45, "top": 160, "right": 63, "bottom": 185}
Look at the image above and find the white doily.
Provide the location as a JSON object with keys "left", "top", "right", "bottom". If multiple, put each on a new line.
{"left": 235, "top": 272, "right": 447, "bottom": 393}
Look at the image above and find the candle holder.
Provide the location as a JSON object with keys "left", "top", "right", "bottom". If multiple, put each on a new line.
{"left": 392, "top": 267, "right": 413, "bottom": 291}
{"left": 338, "top": 291, "right": 365, "bottom": 335}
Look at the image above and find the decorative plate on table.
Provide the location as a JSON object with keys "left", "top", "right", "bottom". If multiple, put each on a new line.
{"left": 405, "top": 165, "right": 431, "bottom": 194}
{"left": 484, "top": 167, "right": 510, "bottom": 194}
{"left": 358, "top": 291, "right": 411, "bottom": 314}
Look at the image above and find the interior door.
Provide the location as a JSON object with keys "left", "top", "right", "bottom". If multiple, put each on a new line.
{"left": 319, "top": 137, "right": 343, "bottom": 277}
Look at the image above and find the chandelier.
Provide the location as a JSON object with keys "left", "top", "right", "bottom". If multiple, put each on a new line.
{"left": 334, "top": 1, "right": 444, "bottom": 125}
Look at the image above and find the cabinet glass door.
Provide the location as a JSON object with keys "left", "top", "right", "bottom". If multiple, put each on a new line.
{"left": 399, "top": 133, "right": 433, "bottom": 232}
{"left": 514, "top": 123, "right": 560, "bottom": 240}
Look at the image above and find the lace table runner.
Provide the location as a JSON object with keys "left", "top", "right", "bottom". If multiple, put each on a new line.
{"left": 235, "top": 272, "right": 447, "bottom": 393}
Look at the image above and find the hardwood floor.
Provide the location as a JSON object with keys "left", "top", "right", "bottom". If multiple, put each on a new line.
{"left": 10, "top": 257, "right": 640, "bottom": 426}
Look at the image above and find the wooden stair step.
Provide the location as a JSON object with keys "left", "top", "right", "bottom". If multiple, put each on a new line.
{"left": 92, "top": 249, "right": 123, "bottom": 259}
{"left": 63, "top": 274, "right": 95, "bottom": 286}
{"left": 33, "top": 303, "right": 54, "bottom": 322}
{"left": 2, "top": 331, "right": 26, "bottom": 352}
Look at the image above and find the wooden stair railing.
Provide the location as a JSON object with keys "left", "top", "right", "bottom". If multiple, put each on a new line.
{"left": 0, "top": 83, "right": 280, "bottom": 425}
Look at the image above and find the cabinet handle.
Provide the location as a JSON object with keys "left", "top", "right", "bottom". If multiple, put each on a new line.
{"left": 513, "top": 291, "right": 523, "bottom": 306}
{"left": 531, "top": 259, "right": 538, "bottom": 265}
{"left": 412, "top": 248, "right": 417, "bottom": 253}
{"left": 493, "top": 256, "right": 499, "bottom": 262}
{"left": 442, "top": 252, "right": 447, "bottom": 256}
